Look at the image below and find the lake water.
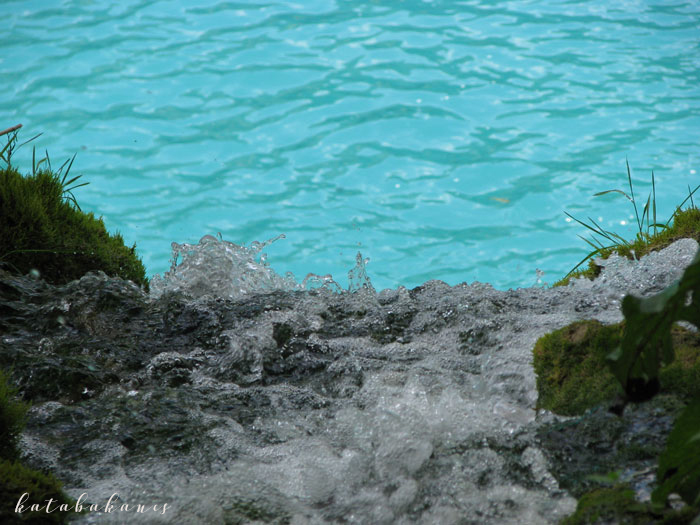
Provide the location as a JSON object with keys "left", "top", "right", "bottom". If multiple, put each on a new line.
{"left": 2, "top": 0, "right": 699, "bottom": 291}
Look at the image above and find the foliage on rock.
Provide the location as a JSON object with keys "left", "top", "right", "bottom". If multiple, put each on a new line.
{"left": 556, "top": 207, "right": 700, "bottom": 287}
{"left": 556, "top": 162, "right": 699, "bottom": 287}
{"left": 533, "top": 321, "right": 700, "bottom": 416}
{"left": 0, "top": 130, "right": 148, "bottom": 288}
{"left": 609, "top": 246, "right": 700, "bottom": 512}
{"left": 0, "top": 459, "right": 78, "bottom": 524}
{"left": 562, "top": 484, "right": 697, "bottom": 525}
{"left": 533, "top": 320, "right": 624, "bottom": 416}
{"left": 608, "top": 249, "right": 700, "bottom": 400}
{"left": 535, "top": 245, "right": 700, "bottom": 521}
{"left": 0, "top": 370, "right": 78, "bottom": 524}
{"left": 0, "top": 165, "right": 148, "bottom": 289}
{"left": 0, "top": 369, "right": 29, "bottom": 462}
{"left": 652, "top": 397, "right": 700, "bottom": 509}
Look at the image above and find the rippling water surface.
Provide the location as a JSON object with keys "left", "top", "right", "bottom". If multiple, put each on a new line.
{"left": 2, "top": 0, "right": 699, "bottom": 290}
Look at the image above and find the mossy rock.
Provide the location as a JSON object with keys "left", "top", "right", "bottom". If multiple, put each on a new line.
{"left": 0, "top": 370, "right": 78, "bottom": 523}
{"left": 659, "top": 329, "right": 700, "bottom": 400}
{"left": 654, "top": 397, "right": 700, "bottom": 510}
{"left": 562, "top": 484, "right": 698, "bottom": 525}
{"left": 533, "top": 320, "right": 700, "bottom": 416}
{"left": 0, "top": 165, "right": 148, "bottom": 289}
{"left": 0, "top": 368, "right": 29, "bottom": 462}
{"left": 555, "top": 206, "right": 700, "bottom": 287}
{"left": 0, "top": 459, "right": 79, "bottom": 524}
{"left": 533, "top": 320, "right": 625, "bottom": 416}
{"left": 537, "top": 394, "right": 684, "bottom": 499}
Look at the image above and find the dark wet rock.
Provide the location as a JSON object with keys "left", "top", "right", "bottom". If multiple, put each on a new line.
{"left": 537, "top": 395, "right": 685, "bottom": 500}
{"left": 0, "top": 239, "right": 698, "bottom": 524}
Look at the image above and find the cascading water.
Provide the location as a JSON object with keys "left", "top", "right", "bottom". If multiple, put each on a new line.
{"left": 6, "top": 238, "right": 698, "bottom": 523}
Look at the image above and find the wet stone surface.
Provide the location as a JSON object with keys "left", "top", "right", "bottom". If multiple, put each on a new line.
{"left": 0, "top": 238, "right": 698, "bottom": 524}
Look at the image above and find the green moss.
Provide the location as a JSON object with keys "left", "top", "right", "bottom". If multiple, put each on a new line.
{"left": 659, "top": 327, "right": 700, "bottom": 400}
{"left": 562, "top": 484, "right": 697, "bottom": 525}
{"left": 0, "top": 369, "right": 29, "bottom": 462}
{"left": 0, "top": 371, "right": 79, "bottom": 523}
{"left": 533, "top": 322, "right": 700, "bottom": 416}
{"left": 533, "top": 320, "right": 625, "bottom": 416}
{"left": 561, "top": 485, "right": 637, "bottom": 524}
{"left": 0, "top": 165, "right": 148, "bottom": 289}
{"left": 555, "top": 206, "right": 700, "bottom": 287}
{"left": 0, "top": 459, "right": 78, "bottom": 524}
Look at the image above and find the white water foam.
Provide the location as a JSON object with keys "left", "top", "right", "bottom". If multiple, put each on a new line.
{"left": 149, "top": 233, "right": 375, "bottom": 300}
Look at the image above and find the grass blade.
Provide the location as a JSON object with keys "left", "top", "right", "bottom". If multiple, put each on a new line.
{"left": 59, "top": 154, "right": 77, "bottom": 185}
{"left": 652, "top": 170, "right": 657, "bottom": 236}
{"left": 35, "top": 157, "right": 48, "bottom": 173}
{"left": 564, "top": 243, "right": 618, "bottom": 278}
{"left": 58, "top": 158, "right": 71, "bottom": 178}
{"left": 0, "top": 132, "right": 17, "bottom": 163}
{"left": 17, "top": 132, "right": 42, "bottom": 149}
{"left": 66, "top": 194, "right": 82, "bottom": 211}
{"left": 690, "top": 185, "right": 696, "bottom": 209}
{"left": 578, "top": 234, "right": 605, "bottom": 251}
{"left": 65, "top": 181, "right": 89, "bottom": 192}
{"left": 641, "top": 193, "right": 651, "bottom": 234}
{"left": 0, "top": 140, "right": 11, "bottom": 161}
{"left": 626, "top": 158, "right": 642, "bottom": 232}
{"left": 594, "top": 189, "right": 633, "bottom": 202}
{"left": 587, "top": 216, "right": 626, "bottom": 245}
{"left": 664, "top": 183, "right": 700, "bottom": 227}
{"left": 564, "top": 250, "right": 601, "bottom": 277}
{"left": 565, "top": 211, "right": 610, "bottom": 240}
{"left": 62, "top": 175, "right": 83, "bottom": 188}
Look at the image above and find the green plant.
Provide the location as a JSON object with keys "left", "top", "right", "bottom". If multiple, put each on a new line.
{"left": 0, "top": 369, "right": 29, "bottom": 462}
{"left": 0, "top": 124, "right": 38, "bottom": 167}
{"left": 605, "top": 246, "right": 700, "bottom": 512}
{"left": 32, "top": 148, "right": 87, "bottom": 210}
{"left": 0, "top": 459, "right": 78, "bottom": 524}
{"left": 561, "top": 161, "right": 700, "bottom": 283}
{"left": 532, "top": 321, "right": 700, "bottom": 417}
{"left": 562, "top": 484, "right": 697, "bottom": 525}
{"left": 0, "top": 369, "right": 79, "bottom": 523}
{"left": 0, "top": 130, "right": 148, "bottom": 289}
{"left": 2, "top": 125, "right": 88, "bottom": 210}
{"left": 607, "top": 249, "right": 700, "bottom": 401}
{"left": 653, "top": 398, "right": 700, "bottom": 509}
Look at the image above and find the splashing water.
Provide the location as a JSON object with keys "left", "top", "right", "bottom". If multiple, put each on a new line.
{"left": 149, "top": 233, "right": 375, "bottom": 300}
{"left": 347, "top": 252, "right": 376, "bottom": 294}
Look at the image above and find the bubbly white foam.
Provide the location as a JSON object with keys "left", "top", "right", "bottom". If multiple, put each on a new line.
{"left": 149, "top": 233, "right": 375, "bottom": 300}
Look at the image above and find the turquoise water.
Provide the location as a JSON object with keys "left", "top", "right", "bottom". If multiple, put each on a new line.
{"left": 2, "top": 1, "right": 699, "bottom": 291}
